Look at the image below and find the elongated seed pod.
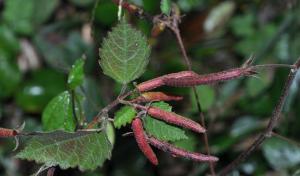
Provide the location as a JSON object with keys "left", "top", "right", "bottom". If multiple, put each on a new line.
{"left": 131, "top": 118, "right": 158, "bottom": 165}
{"left": 144, "top": 106, "right": 206, "bottom": 133}
{"left": 163, "top": 71, "right": 199, "bottom": 79}
{"left": 0, "top": 128, "right": 18, "bottom": 137}
{"left": 136, "top": 71, "right": 198, "bottom": 92}
{"left": 136, "top": 77, "right": 165, "bottom": 92}
{"left": 163, "top": 68, "right": 256, "bottom": 87}
{"left": 148, "top": 136, "right": 219, "bottom": 162}
{"left": 131, "top": 92, "right": 183, "bottom": 103}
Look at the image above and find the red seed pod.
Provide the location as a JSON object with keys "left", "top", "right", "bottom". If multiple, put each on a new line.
{"left": 0, "top": 128, "right": 18, "bottom": 137}
{"left": 148, "top": 136, "right": 219, "bottom": 162}
{"left": 163, "top": 68, "right": 256, "bottom": 87}
{"left": 144, "top": 106, "right": 206, "bottom": 133}
{"left": 163, "top": 71, "right": 199, "bottom": 79}
{"left": 131, "top": 118, "right": 158, "bottom": 165}
{"left": 136, "top": 77, "right": 165, "bottom": 92}
{"left": 136, "top": 71, "right": 198, "bottom": 92}
{"left": 131, "top": 92, "right": 183, "bottom": 103}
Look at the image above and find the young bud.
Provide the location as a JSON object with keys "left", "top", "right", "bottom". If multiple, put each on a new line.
{"left": 148, "top": 136, "right": 219, "bottom": 162}
{"left": 131, "top": 118, "right": 158, "bottom": 165}
{"left": 131, "top": 92, "right": 183, "bottom": 103}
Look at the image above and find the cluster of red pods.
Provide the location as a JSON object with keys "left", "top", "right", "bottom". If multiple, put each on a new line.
{"left": 129, "top": 67, "right": 256, "bottom": 165}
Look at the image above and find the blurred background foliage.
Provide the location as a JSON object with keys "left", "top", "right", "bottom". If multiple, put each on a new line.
{"left": 0, "top": 0, "right": 300, "bottom": 175}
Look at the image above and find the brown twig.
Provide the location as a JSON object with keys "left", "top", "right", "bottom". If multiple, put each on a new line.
{"left": 87, "top": 90, "right": 135, "bottom": 128}
{"left": 218, "top": 58, "right": 300, "bottom": 175}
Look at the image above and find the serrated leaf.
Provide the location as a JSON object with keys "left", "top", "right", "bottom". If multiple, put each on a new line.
{"left": 16, "top": 131, "right": 112, "bottom": 171}
{"left": 99, "top": 19, "right": 151, "bottom": 84}
{"left": 161, "top": 0, "right": 172, "bottom": 15}
{"left": 143, "top": 102, "right": 188, "bottom": 142}
{"left": 114, "top": 106, "right": 137, "bottom": 129}
{"left": 68, "top": 59, "right": 85, "bottom": 89}
{"left": 42, "top": 91, "right": 76, "bottom": 132}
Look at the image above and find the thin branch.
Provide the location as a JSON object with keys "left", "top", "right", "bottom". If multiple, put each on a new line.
{"left": 272, "top": 132, "right": 300, "bottom": 148}
{"left": 172, "top": 28, "right": 192, "bottom": 70}
{"left": 218, "top": 57, "right": 300, "bottom": 175}
{"left": 168, "top": 14, "right": 216, "bottom": 176}
{"left": 87, "top": 90, "right": 135, "bottom": 128}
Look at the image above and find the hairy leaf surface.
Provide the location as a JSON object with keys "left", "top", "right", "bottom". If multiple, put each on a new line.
{"left": 42, "top": 91, "right": 76, "bottom": 132}
{"left": 99, "top": 19, "right": 150, "bottom": 84}
{"left": 144, "top": 102, "right": 188, "bottom": 141}
{"left": 16, "top": 131, "right": 112, "bottom": 171}
{"left": 114, "top": 106, "right": 137, "bottom": 129}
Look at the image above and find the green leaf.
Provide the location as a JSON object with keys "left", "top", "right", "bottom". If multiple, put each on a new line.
{"left": 114, "top": 106, "right": 137, "bottom": 129}
{"left": 70, "top": 0, "right": 95, "bottom": 7}
{"left": 16, "top": 69, "right": 65, "bottom": 113}
{"left": 0, "top": 55, "right": 21, "bottom": 99}
{"left": 230, "top": 13, "right": 255, "bottom": 37}
{"left": 143, "top": 102, "right": 188, "bottom": 142}
{"left": 106, "top": 122, "right": 115, "bottom": 146}
{"left": 35, "top": 31, "right": 95, "bottom": 71}
{"left": 230, "top": 116, "right": 261, "bottom": 138}
{"left": 173, "top": 132, "right": 197, "bottom": 152}
{"left": 246, "top": 71, "right": 272, "bottom": 97}
{"left": 203, "top": 1, "right": 235, "bottom": 33}
{"left": 16, "top": 131, "right": 112, "bottom": 171}
{"left": 190, "top": 85, "right": 215, "bottom": 112}
{"left": 3, "top": 0, "right": 34, "bottom": 35}
{"left": 95, "top": 2, "right": 118, "bottom": 26}
{"left": 81, "top": 77, "right": 104, "bottom": 121}
{"left": 42, "top": 91, "right": 76, "bottom": 132}
{"left": 68, "top": 59, "right": 85, "bottom": 89}
{"left": 262, "top": 138, "right": 300, "bottom": 170}
{"left": 99, "top": 19, "right": 151, "bottom": 84}
{"left": 31, "top": 0, "right": 59, "bottom": 26}
{"left": 0, "top": 25, "right": 20, "bottom": 58}
{"left": 160, "top": 0, "right": 172, "bottom": 15}
{"left": 3, "top": 0, "right": 59, "bottom": 35}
